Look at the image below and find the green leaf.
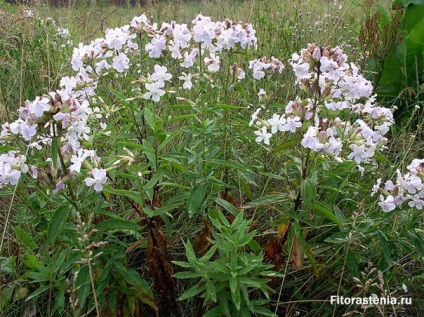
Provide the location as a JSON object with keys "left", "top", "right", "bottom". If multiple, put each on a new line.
{"left": 0, "top": 145, "right": 18, "bottom": 152}
{"left": 250, "top": 305, "right": 277, "bottom": 317}
{"left": 373, "top": 152, "right": 393, "bottom": 165}
{"left": 14, "top": 226, "right": 36, "bottom": 251}
{"left": 47, "top": 204, "right": 70, "bottom": 244}
{"left": 325, "top": 231, "right": 350, "bottom": 244}
{"left": 205, "top": 280, "right": 217, "bottom": 302}
{"left": 143, "top": 107, "right": 155, "bottom": 131}
{"left": 169, "top": 114, "right": 196, "bottom": 123}
{"left": 55, "top": 282, "right": 66, "bottom": 314}
{"left": 301, "top": 178, "right": 316, "bottom": 211}
{"left": 110, "top": 87, "right": 128, "bottom": 101}
{"left": 118, "top": 141, "right": 145, "bottom": 151}
{"left": 26, "top": 284, "right": 50, "bottom": 301}
{"left": 241, "top": 194, "right": 287, "bottom": 208}
{"left": 52, "top": 251, "right": 67, "bottom": 274}
{"left": 174, "top": 271, "right": 201, "bottom": 279}
{"left": 102, "top": 187, "right": 145, "bottom": 205}
{"left": 179, "top": 283, "right": 206, "bottom": 301}
{"left": 314, "top": 202, "right": 343, "bottom": 227}
{"left": 408, "top": 230, "right": 424, "bottom": 256}
{"left": 184, "top": 240, "right": 197, "bottom": 263}
{"left": 214, "top": 197, "right": 239, "bottom": 216}
{"left": 0, "top": 257, "right": 15, "bottom": 274}
{"left": 345, "top": 249, "right": 360, "bottom": 278}
{"left": 377, "top": 230, "right": 391, "bottom": 261}
{"left": 95, "top": 264, "right": 112, "bottom": 295}
{"left": 96, "top": 218, "right": 142, "bottom": 231}
{"left": 392, "top": 0, "right": 424, "bottom": 9}
{"left": 204, "top": 306, "right": 227, "bottom": 317}
{"left": 144, "top": 202, "right": 182, "bottom": 217}
{"left": 75, "top": 265, "right": 90, "bottom": 309}
{"left": 209, "top": 208, "right": 230, "bottom": 227}
{"left": 113, "top": 262, "right": 153, "bottom": 296}
{"left": 1, "top": 285, "right": 15, "bottom": 309}
{"left": 142, "top": 139, "right": 157, "bottom": 170}
{"left": 201, "top": 245, "right": 218, "bottom": 262}
{"left": 172, "top": 260, "right": 193, "bottom": 268}
{"left": 270, "top": 137, "right": 301, "bottom": 154}
{"left": 24, "top": 255, "right": 42, "bottom": 270}
{"left": 158, "top": 130, "right": 182, "bottom": 151}
{"left": 217, "top": 292, "right": 231, "bottom": 316}
{"left": 187, "top": 183, "right": 207, "bottom": 216}
{"left": 144, "top": 169, "right": 165, "bottom": 191}
{"left": 229, "top": 277, "right": 237, "bottom": 294}
{"left": 232, "top": 287, "right": 241, "bottom": 311}
{"left": 402, "top": 2, "right": 424, "bottom": 32}
{"left": 247, "top": 239, "right": 261, "bottom": 252}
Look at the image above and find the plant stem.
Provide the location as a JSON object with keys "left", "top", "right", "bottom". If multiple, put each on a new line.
{"left": 88, "top": 256, "right": 100, "bottom": 317}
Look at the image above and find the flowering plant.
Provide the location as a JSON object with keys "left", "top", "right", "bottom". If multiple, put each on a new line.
{"left": 251, "top": 43, "right": 394, "bottom": 170}
{"left": 373, "top": 159, "right": 424, "bottom": 211}
{"left": 1, "top": 8, "right": 423, "bottom": 317}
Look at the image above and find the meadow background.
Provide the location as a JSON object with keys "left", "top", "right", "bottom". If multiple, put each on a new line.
{"left": 0, "top": 0, "right": 423, "bottom": 316}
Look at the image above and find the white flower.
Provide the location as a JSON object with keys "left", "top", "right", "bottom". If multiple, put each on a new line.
{"left": 407, "top": 159, "right": 424, "bottom": 174}
{"left": 347, "top": 144, "right": 368, "bottom": 164}
{"left": 384, "top": 180, "right": 395, "bottom": 191}
{"left": 144, "top": 82, "right": 165, "bottom": 102}
{"left": 258, "top": 89, "right": 266, "bottom": 97}
{"left": 293, "top": 63, "right": 311, "bottom": 80}
{"left": 236, "top": 68, "right": 245, "bottom": 80}
{"left": 21, "top": 123, "right": 37, "bottom": 141}
{"left": 85, "top": 168, "right": 107, "bottom": 192}
{"left": 105, "top": 28, "right": 127, "bottom": 50}
{"left": 151, "top": 65, "right": 172, "bottom": 87}
{"left": 0, "top": 163, "right": 21, "bottom": 186}
{"left": 70, "top": 149, "right": 87, "bottom": 173}
{"left": 371, "top": 178, "right": 382, "bottom": 195}
{"left": 112, "top": 53, "right": 130, "bottom": 73}
{"left": 282, "top": 115, "right": 302, "bottom": 133}
{"left": 178, "top": 72, "right": 193, "bottom": 90}
{"left": 378, "top": 195, "right": 397, "bottom": 212}
{"left": 407, "top": 194, "right": 424, "bottom": 210}
{"left": 254, "top": 126, "right": 272, "bottom": 145}
{"left": 145, "top": 35, "right": 166, "bottom": 58}
{"left": 169, "top": 40, "right": 182, "bottom": 59}
{"left": 180, "top": 49, "right": 199, "bottom": 68}
{"left": 301, "top": 126, "right": 324, "bottom": 151}
{"left": 267, "top": 114, "right": 286, "bottom": 134}
{"left": 249, "top": 108, "right": 262, "bottom": 127}
{"left": 193, "top": 18, "right": 216, "bottom": 46}
{"left": 402, "top": 284, "right": 408, "bottom": 293}
{"left": 28, "top": 97, "right": 50, "bottom": 118}
{"left": 324, "top": 136, "right": 342, "bottom": 156}
{"left": 205, "top": 54, "right": 220, "bottom": 72}
{"left": 130, "top": 14, "right": 150, "bottom": 28}
{"left": 95, "top": 60, "right": 111, "bottom": 74}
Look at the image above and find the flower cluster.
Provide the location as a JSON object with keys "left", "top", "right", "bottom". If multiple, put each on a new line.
{"left": 249, "top": 56, "right": 285, "bottom": 80}
{"left": 56, "top": 27, "right": 73, "bottom": 47}
{"left": 0, "top": 14, "right": 259, "bottom": 192}
{"left": 0, "top": 15, "right": 143, "bottom": 191}
{"left": 0, "top": 152, "right": 28, "bottom": 189}
{"left": 373, "top": 159, "right": 424, "bottom": 212}
{"left": 130, "top": 14, "right": 258, "bottom": 101}
{"left": 144, "top": 65, "right": 172, "bottom": 101}
{"left": 252, "top": 44, "right": 394, "bottom": 168}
